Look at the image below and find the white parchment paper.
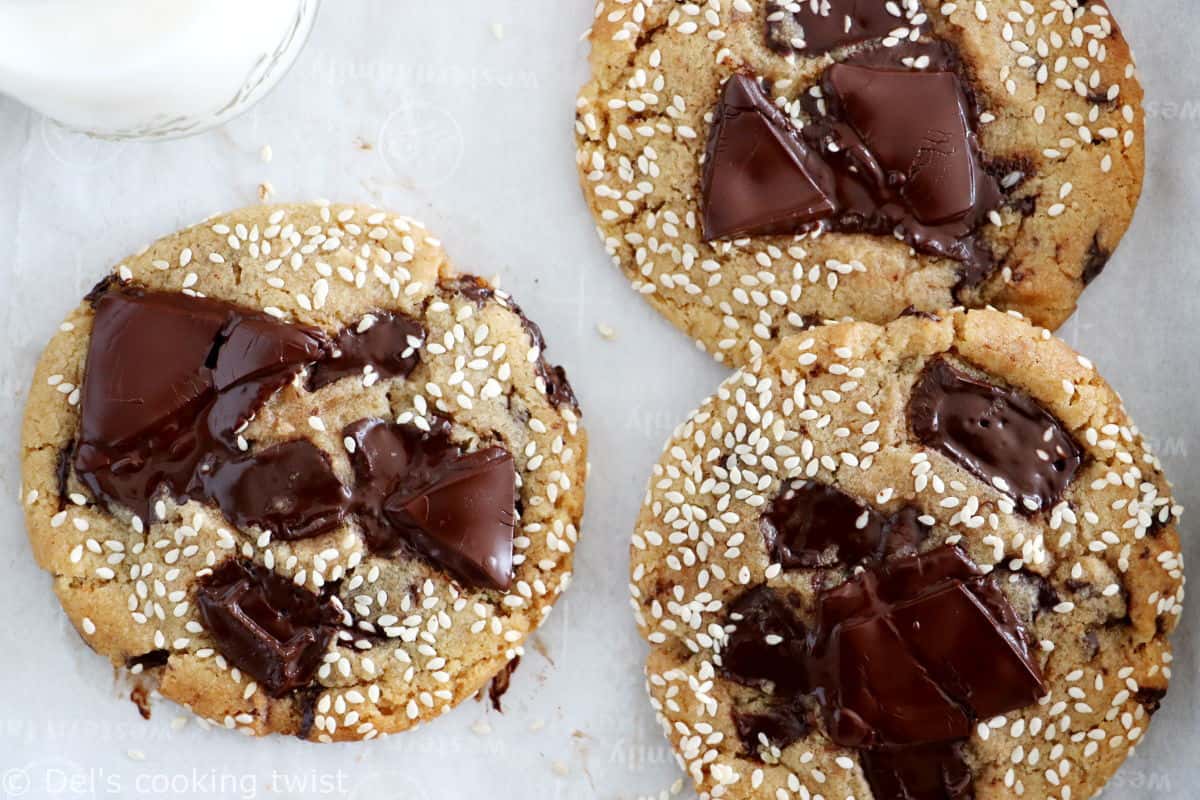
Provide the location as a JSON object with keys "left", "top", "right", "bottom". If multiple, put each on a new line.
{"left": 0, "top": 2, "right": 1192, "bottom": 798}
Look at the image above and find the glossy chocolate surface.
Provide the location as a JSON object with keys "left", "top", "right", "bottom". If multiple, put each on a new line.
{"left": 195, "top": 560, "right": 341, "bottom": 697}
{"left": 701, "top": 36, "right": 1008, "bottom": 289}
{"left": 763, "top": 482, "right": 928, "bottom": 569}
{"left": 347, "top": 419, "right": 516, "bottom": 590}
{"left": 701, "top": 74, "right": 836, "bottom": 241}
{"left": 307, "top": 312, "right": 424, "bottom": 391}
{"left": 74, "top": 289, "right": 329, "bottom": 525}
{"left": 909, "top": 359, "right": 1083, "bottom": 513}
{"left": 73, "top": 287, "right": 517, "bottom": 591}
{"left": 724, "top": 545, "right": 1046, "bottom": 798}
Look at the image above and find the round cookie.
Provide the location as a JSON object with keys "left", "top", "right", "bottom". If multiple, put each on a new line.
{"left": 21, "top": 202, "right": 587, "bottom": 741}
{"left": 630, "top": 309, "right": 1182, "bottom": 799}
{"left": 576, "top": 0, "right": 1144, "bottom": 367}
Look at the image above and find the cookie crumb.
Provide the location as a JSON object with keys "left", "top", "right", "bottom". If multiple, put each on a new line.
{"left": 260, "top": 145, "right": 273, "bottom": 164}
{"left": 491, "top": 22, "right": 505, "bottom": 40}
{"left": 551, "top": 760, "right": 568, "bottom": 777}
{"left": 596, "top": 323, "right": 616, "bottom": 341}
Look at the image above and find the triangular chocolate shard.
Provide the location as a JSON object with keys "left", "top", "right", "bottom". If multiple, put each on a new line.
{"left": 701, "top": 74, "right": 836, "bottom": 241}
{"left": 391, "top": 448, "right": 517, "bottom": 591}
{"left": 79, "top": 291, "right": 226, "bottom": 446}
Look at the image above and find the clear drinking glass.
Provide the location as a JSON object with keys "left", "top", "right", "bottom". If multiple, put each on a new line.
{"left": 0, "top": 0, "right": 320, "bottom": 141}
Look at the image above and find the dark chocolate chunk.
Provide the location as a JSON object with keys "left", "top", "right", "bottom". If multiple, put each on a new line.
{"left": 701, "top": 74, "right": 837, "bottom": 241}
{"left": 1134, "top": 687, "right": 1168, "bottom": 716}
{"left": 488, "top": 656, "right": 521, "bottom": 712}
{"left": 766, "top": 0, "right": 924, "bottom": 55}
{"left": 126, "top": 649, "right": 170, "bottom": 670}
{"left": 722, "top": 586, "right": 810, "bottom": 692}
{"left": 763, "top": 482, "right": 928, "bottom": 569}
{"left": 826, "top": 65, "right": 982, "bottom": 226}
{"left": 307, "top": 313, "right": 425, "bottom": 391}
{"left": 196, "top": 560, "right": 340, "bottom": 697}
{"left": 806, "top": 61, "right": 1002, "bottom": 276}
{"left": 74, "top": 289, "right": 329, "bottom": 526}
{"left": 75, "top": 288, "right": 522, "bottom": 593}
{"left": 84, "top": 273, "right": 121, "bottom": 307}
{"left": 862, "top": 742, "right": 975, "bottom": 800}
{"left": 55, "top": 441, "right": 75, "bottom": 509}
{"left": 390, "top": 448, "right": 516, "bottom": 591}
{"left": 295, "top": 686, "right": 323, "bottom": 740}
{"left": 445, "top": 274, "right": 496, "bottom": 307}
{"left": 199, "top": 441, "right": 349, "bottom": 541}
{"left": 724, "top": 544, "right": 1044, "bottom": 797}
{"left": 733, "top": 702, "right": 811, "bottom": 758}
{"left": 811, "top": 546, "right": 1047, "bottom": 748}
{"left": 909, "top": 359, "right": 1083, "bottom": 513}
{"left": 1081, "top": 234, "right": 1111, "bottom": 286}
{"left": 346, "top": 419, "right": 517, "bottom": 590}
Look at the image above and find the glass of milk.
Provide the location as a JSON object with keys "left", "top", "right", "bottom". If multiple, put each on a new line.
{"left": 0, "top": 0, "right": 319, "bottom": 140}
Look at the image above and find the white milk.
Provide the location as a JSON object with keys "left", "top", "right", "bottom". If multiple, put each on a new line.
{"left": 0, "top": 0, "right": 319, "bottom": 139}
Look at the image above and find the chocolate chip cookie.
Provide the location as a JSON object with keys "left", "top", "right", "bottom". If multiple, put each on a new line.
{"left": 576, "top": 1, "right": 1144, "bottom": 366}
{"left": 21, "top": 203, "right": 587, "bottom": 740}
{"left": 630, "top": 309, "right": 1182, "bottom": 799}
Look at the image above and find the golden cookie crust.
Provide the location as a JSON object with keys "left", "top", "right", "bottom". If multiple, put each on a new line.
{"left": 630, "top": 309, "right": 1181, "bottom": 799}
{"left": 576, "top": 1, "right": 1144, "bottom": 366}
{"left": 21, "top": 202, "right": 587, "bottom": 741}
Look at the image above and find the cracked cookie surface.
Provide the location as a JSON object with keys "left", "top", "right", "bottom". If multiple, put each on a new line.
{"left": 576, "top": 0, "right": 1144, "bottom": 367}
{"left": 21, "top": 202, "right": 587, "bottom": 741}
{"left": 630, "top": 309, "right": 1182, "bottom": 799}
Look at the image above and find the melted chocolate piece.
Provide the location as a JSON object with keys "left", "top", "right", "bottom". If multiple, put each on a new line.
{"left": 126, "top": 649, "right": 170, "bottom": 670}
{"left": 723, "top": 545, "right": 1045, "bottom": 797}
{"left": 804, "top": 60, "right": 1002, "bottom": 281}
{"left": 733, "top": 702, "right": 811, "bottom": 758}
{"left": 722, "top": 586, "right": 810, "bottom": 692}
{"left": 199, "top": 441, "right": 348, "bottom": 541}
{"left": 812, "top": 546, "right": 1046, "bottom": 748}
{"left": 74, "top": 289, "right": 329, "bottom": 525}
{"left": 196, "top": 560, "right": 340, "bottom": 697}
{"left": 1081, "top": 234, "right": 1111, "bottom": 286}
{"left": 767, "top": 0, "right": 924, "bottom": 55}
{"left": 763, "top": 482, "right": 928, "bottom": 569}
{"left": 488, "top": 656, "right": 521, "bottom": 712}
{"left": 76, "top": 287, "right": 519, "bottom": 597}
{"left": 55, "top": 442, "right": 75, "bottom": 508}
{"left": 346, "top": 419, "right": 516, "bottom": 590}
{"left": 862, "top": 742, "right": 974, "bottom": 800}
{"left": 1134, "top": 687, "right": 1167, "bottom": 716}
{"left": 706, "top": 30, "right": 1006, "bottom": 286}
{"left": 84, "top": 274, "right": 121, "bottom": 307}
{"left": 909, "top": 359, "right": 1083, "bottom": 513}
{"left": 307, "top": 313, "right": 425, "bottom": 391}
{"left": 295, "top": 686, "right": 323, "bottom": 740}
{"left": 701, "top": 74, "right": 836, "bottom": 241}
{"left": 130, "top": 684, "right": 153, "bottom": 720}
